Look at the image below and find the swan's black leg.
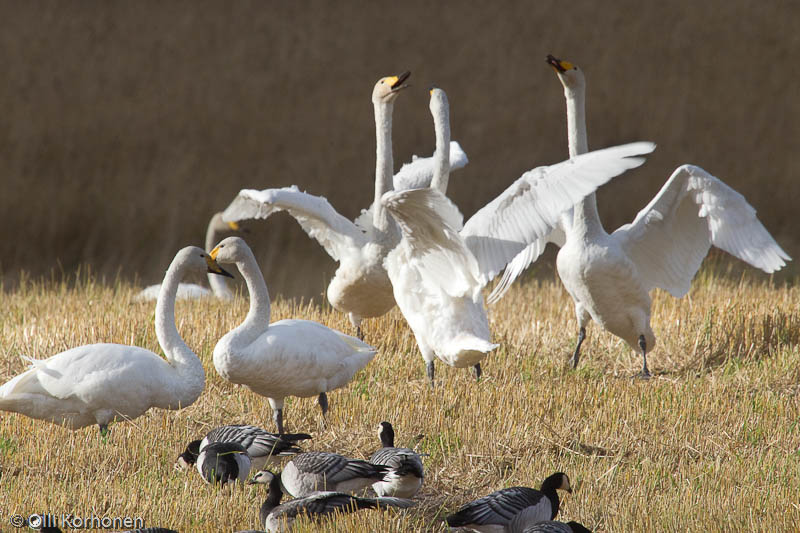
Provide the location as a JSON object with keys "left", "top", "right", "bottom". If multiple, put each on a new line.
{"left": 638, "top": 334, "right": 650, "bottom": 378}
{"left": 273, "top": 408, "right": 284, "bottom": 434}
{"left": 571, "top": 327, "right": 586, "bottom": 368}
{"left": 318, "top": 392, "right": 329, "bottom": 417}
{"left": 426, "top": 361, "right": 435, "bottom": 387}
{"left": 356, "top": 326, "right": 363, "bottom": 341}
{"left": 473, "top": 363, "right": 482, "bottom": 381}
{"left": 98, "top": 423, "right": 109, "bottom": 437}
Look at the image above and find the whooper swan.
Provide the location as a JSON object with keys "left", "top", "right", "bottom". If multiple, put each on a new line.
{"left": 222, "top": 72, "right": 468, "bottom": 338}
{"left": 545, "top": 54, "right": 790, "bottom": 377}
{"left": 0, "top": 246, "right": 232, "bottom": 434}
{"left": 134, "top": 212, "right": 242, "bottom": 301}
{"left": 382, "top": 88, "right": 656, "bottom": 383}
{"left": 210, "top": 237, "right": 376, "bottom": 434}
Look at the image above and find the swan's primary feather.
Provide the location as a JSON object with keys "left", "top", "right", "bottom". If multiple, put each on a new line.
{"left": 612, "top": 164, "right": 791, "bottom": 297}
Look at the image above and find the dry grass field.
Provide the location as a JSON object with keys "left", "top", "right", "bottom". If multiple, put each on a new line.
{"left": 0, "top": 261, "right": 798, "bottom": 532}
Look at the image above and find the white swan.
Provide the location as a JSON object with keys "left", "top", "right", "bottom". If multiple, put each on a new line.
{"left": 382, "top": 88, "right": 656, "bottom": 383}
{"left": 0, "top": 246, "right": 232, "bottom": 434}
{"left": 545, "top": 54, "right": 790, "bottom": 376}
{"left": 134, "top": 212, "right": 241, "bottom": 301}
{"left": 222, "top": 72, "right": 468, "bottom": 338}
{"left": 210, "top": 236, "right": 377, "bottom": 434}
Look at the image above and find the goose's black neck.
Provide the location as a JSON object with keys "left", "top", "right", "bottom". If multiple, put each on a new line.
{"left": 260, "top": 473, "right": 283, "bottom": 524}
{"left": 379, "top": 422, "right": 395, "bottom": 448}
{"left": 540, "top": 474, "right": 563, "bottom": 519}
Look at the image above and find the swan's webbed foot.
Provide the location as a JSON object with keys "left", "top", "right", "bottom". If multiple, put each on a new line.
{"left": 273, "top": 408, "right": 284, "bottom": 434}
{"left": 426, "top": 361, "right": 435, "bottom": 388}
{"left": 473, "top": 363, "right": 482, "bottom": 381}
{"left": 638, "top": 334, "right": 650, "bottom": 378}
{"left": 571, "top": 327, "right": 586, "bottom": 369}
{"left": 318, "top": 392, "right": 329, "bottom": 417}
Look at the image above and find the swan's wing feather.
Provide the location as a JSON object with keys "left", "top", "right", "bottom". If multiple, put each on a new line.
{"left": 382, "top": 188, "right": 482, "bottom": 299}
{"left": 222, "top": 187, "right": 367, "bottom": 261}
{"left": 462, "top": 142, "right": 656, "bottom": 291}
{"left": 613, "top": 164, "right": 790, "bottom": 296}
{"left": 392, "top": 141, "right": 469, "bottom": 190}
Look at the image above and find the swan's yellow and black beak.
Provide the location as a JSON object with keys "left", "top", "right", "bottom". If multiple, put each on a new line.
{"left": 389, "top": 71, "right": 411, "bottom": 93}
{"left": 205, "top": 252, "right": 233, "bottom": 278}
{"left": 428, "top": 85, "right": 439, "bottom": 96}
{"left": 227, "top": 221, "right": 240, "bottom": 231}
{"left": 546, "top": 54, "right": 573, "bottom": 73}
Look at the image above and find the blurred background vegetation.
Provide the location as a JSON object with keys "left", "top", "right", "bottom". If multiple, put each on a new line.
{"left": 1, "top": 1, "right": 797, "bottom": 299}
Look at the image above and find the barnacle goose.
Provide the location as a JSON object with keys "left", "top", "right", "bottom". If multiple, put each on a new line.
{"left": 253, "top": 469, "right": 414, "bottom": 532}
{"left": 176, "top": 424, "right": 311, "bottom": 471}
{"left": 369, "top": 421, "right": 425, "bottom": 498}
{"left": 510, "top": 517, "right": 592, "bottom": 533}
{"left": 446, "top": 472, "right": 572, "bottom": 532}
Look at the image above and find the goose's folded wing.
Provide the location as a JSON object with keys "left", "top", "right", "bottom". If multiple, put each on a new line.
{"left": 392, "top": 140, "right": 469, "bottom": 191}
{"left": 222, "top": 186, "right": 367, "bottom": 262}
{"left": 382, "top": 188, "right": 483, "bottom": 299}
{"left": 461, "top": 142, "right": 656, "bottom": 299}
{"left": 447, "top": 487, "right": 544, "bottom": 526}
{"left": 612, "top": 164, "right": 790, "bottom": 297}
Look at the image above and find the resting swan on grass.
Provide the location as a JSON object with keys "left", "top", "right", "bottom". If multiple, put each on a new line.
{"left": 134, "top": 212, "right": 242, "bottom": 301}
{"left": 382, "top": 88, "right": 656, "bottom": 383}
{"left": 210, "top": 237, "right": 376, "bottom": 434}
{"left": 222, "top": 72, "right": 468, "bottom": 339}
{"left": 0, "top": 246, "right": 232, "bottom": 434}
{"left": 545, "top": 55, "right": 790, "bottom": 377}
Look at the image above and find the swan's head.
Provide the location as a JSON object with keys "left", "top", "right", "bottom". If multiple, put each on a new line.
{"left": 209, "top": 212, "right": 247, "bottom": 234}
{"left": 209, "top": 236, "right": 252, "bottom": 266}
{"left": 176, "top": 246, "right": 233, "bottom": 278}
{"left": 372, "top": 71, "right": 411, "bottom": 104}
{"left": 546, "top": 54, "right": 585, "bottom": 91}
{"left": 428, "top": 86, "right": 449, "bottom": 118}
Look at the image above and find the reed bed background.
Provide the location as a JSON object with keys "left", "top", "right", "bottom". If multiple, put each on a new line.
{"left": 0, "top": 265, "right": 797, "bottom": 532}
{"left": 1, "top": 1, "right": 799, "bottom": 300}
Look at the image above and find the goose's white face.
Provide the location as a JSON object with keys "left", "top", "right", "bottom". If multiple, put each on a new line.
{"left": 249, "top": 470, "right": 275, "bottom": 484}
{"left": 209, "top": 236, "right": 248, "bottom": 265}
{"left": 559, "top": 473, "right": 572, "bottom": 492}
{"left": 372, "top": 71, "right": 411, "bottom": 104}
{"left": 546, "top": 55, "right": 585, "bottom": 90}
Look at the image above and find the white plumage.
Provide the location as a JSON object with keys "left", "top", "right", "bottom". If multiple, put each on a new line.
{"left": 0, "top": 246, "right": 231, "bottom": 433}
{"left": 210, "top": 237, "right": 376, "bottom": 434}
{"left": 545, "top": 55, "right": 790, "bottom": 376}
{"left": 134, "top": 212, "right": 241, "bottom": 302}
{"left": 221, "top": 72, "right": 468, "bottom": 338}
{"left": 382, "top": 88, "right": 655, "bottom": 382}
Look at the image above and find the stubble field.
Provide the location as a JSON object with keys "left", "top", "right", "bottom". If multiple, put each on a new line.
{"left": 0, "top": 264, "right": 798, "bottom": 532}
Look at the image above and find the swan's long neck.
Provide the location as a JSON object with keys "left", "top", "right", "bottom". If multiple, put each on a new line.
{"left": 373, "top": 100, "right": 395, "bottom": 232}
{"left": 205, "top": 221, "right": 233, "bottom": 299}
{"left": 234, "top": 248, "right": 272, "bottom": 336}
{"left": 430, "top": 100, "right": 451, "bottom": 194}
{"left": 155, "top": 258, "right": 205, "bottom": 399}
{"left": 563, "top": 84, "right": 605, "bottom": 240}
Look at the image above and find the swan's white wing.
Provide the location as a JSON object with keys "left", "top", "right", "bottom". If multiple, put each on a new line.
{"left": 381, "top": 188, "right": 480, "bottom": 299}
{"left": 392, "top": 141, "right": 469, "bottom": 191}
{"left": 612, "top": 164, "right": 790, "bottom": 297}
{"left": 222, "top": 186, "right": 367, "bottom": 262}
{"left": 462, "top": 141, "right": 656, "bottom": 295}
